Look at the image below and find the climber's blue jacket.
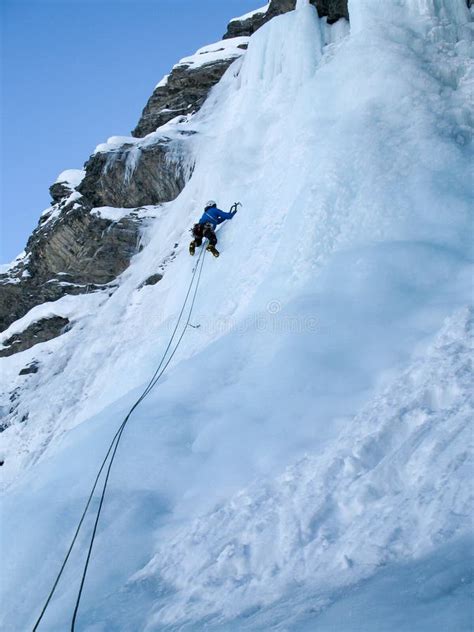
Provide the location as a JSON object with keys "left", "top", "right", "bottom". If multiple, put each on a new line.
{"left": 198, "top": 207, "right": 235, "bottom": 230}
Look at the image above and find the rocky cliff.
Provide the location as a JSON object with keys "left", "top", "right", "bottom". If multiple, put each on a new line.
{"left": 0, "top": 168, "right": 165, "bottom": 353}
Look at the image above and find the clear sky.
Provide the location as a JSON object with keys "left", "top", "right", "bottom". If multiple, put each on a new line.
{"left": 1, "top": 0, "right": 259, "bottom": 263}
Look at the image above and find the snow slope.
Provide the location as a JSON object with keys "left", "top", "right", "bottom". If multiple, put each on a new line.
{"left": 1, "top": 1, "right": 473, "bottom": 630}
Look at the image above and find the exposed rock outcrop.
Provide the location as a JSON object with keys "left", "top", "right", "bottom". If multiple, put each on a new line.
{"left": 49, "top": 170, "right": 85, "bottom": 203}
{"left": 223, "top": 6, "right": 271, "bottom": 39}
{"left": 0, "top": 316, "right": 70, "bottom": 358}
{"left": 18, "top": 361, "right": 40, "bottom": 376}
{"left": 30, "top": 209, "right": 141, "bottom": 285}
{"left": 0, "top": 195, "right": 155, "bottom": 333}
{"left": 309, "top": 0, "right": 349, "bottom": 23}
{"left": 140, "top": 273, "right": 163, "bottom": 288}
{"left": 1, "top": 124, "right": 192, "bottom": 339}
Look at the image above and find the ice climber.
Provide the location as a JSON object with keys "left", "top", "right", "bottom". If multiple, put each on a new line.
{"left": 189, "top": 200, "right": 238, "bottom": 258}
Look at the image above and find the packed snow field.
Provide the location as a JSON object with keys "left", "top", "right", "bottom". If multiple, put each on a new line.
{"left": 1, "top": 0, "right": 473, "bottom": 630}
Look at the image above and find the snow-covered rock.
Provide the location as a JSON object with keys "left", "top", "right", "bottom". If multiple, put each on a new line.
{"left": 132, "top": 37, "right": 249, "bottom": 138}
{"left": 49, "top": 169, "right": 85, "bottom": 203}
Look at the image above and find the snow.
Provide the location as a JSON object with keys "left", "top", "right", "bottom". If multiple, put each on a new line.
{"left": 91, "top": 205, "right": 162, "bottom": 222}
{"left": 67, "top": 190, "right": 81, "bottom": 204}
{"left": 38, "top": 191, "right": 82, "bottom": 230}
{"left": 39, "top": 204, "right": 62, "bottom": 225}
{"left": 176, "top": 37, "right": 249, "bottom": 71}
{"left": 93, "top": 117, "right": 191, "bottom": 154}
{"left": 0, "top": 250, "right": 28, "bottom": 274}
{"left": 229, "top": 3, "right": 270, "bottom": 23}
{"left": 0, "top": 293, "right": 105, "bottom": 347}
{"left": 154, "top": 72, "right": 170, "bottom": 90}
{"left": 139, "top": 306, "right": 473, "bottom": 627}
{"left": 1, "top": 1, "right": 473, "bottom": 631}
{"left": 54, "top": 168, "right": 85, "bottom": 188}
{"left": 94, "top": 134, "right": 137, "bottom": 154}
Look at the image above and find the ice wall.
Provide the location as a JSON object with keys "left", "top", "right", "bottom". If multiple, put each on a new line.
{"left": 1, "top": 1, "right": 472, "bottom": 630}
{"left": 348, "top": 0, "right": 471, "bottom": 34}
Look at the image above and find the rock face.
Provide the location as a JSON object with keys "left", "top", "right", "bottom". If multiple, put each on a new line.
{"left": 0, "top": 192, "right": 155, "bottom": 334}
{"left": 0, "top": 125, "right": 192, "bottom": 339}
{"left": 29, "top": 207, "right": 138, "bottom": 286}
{"left": 223, "top": 7, "right": 271, "bottom": 39}
{"left": 79, "top": 137, "right": 189, "bottom": 208}
{"left": 132, "top": 61, "right": 237, "bottom": 138}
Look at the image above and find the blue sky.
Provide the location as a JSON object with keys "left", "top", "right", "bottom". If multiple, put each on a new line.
{"left": 1, "top": 0, "right": 258, "bottom": 262}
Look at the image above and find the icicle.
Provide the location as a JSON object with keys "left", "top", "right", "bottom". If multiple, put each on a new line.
{"left": 103, "top": 150, "right": 120, "bottom": 175}
{"left": 124, "top": 146, "right": 142, "bottom": 185}
{"left": 408, "top": 0, "right": 470, "bottom": 24}
{"left": 349, "top": 0, "right": 470, "bottom": 34}
{"left": 239, "top": 0, "right": 323, "bottom": 92}
{"left": 348, "top": 0, "right": 470, "bottom": 42}
{"left": 409, "top": 0, "right": 471, "bottom": 31}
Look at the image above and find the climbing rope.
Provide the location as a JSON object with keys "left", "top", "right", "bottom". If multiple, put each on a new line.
{"left": 32, "top": 246, "right": 207, "bottom": 631}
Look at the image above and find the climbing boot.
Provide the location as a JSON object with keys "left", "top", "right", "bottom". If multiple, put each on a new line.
{"left": 189, "top": 241, "right": 196, "bottom": 256}
{"left": 206, "top": 244, "right": 219, "bottom": 258}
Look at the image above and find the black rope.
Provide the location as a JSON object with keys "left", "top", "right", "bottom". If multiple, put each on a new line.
{"left": 32, "top": 247, "right": 207, "bottom": 631}
{"left": 70, "top": 247, "right": 207, "bottom": 630}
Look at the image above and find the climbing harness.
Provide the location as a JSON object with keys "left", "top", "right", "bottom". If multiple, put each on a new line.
{"left": 32, "top": 247, "right": 207, "bottom": 631}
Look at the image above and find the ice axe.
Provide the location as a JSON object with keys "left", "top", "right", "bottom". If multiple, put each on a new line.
{"left": 230, "top": 201, "right": 242, "bottom": 214}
